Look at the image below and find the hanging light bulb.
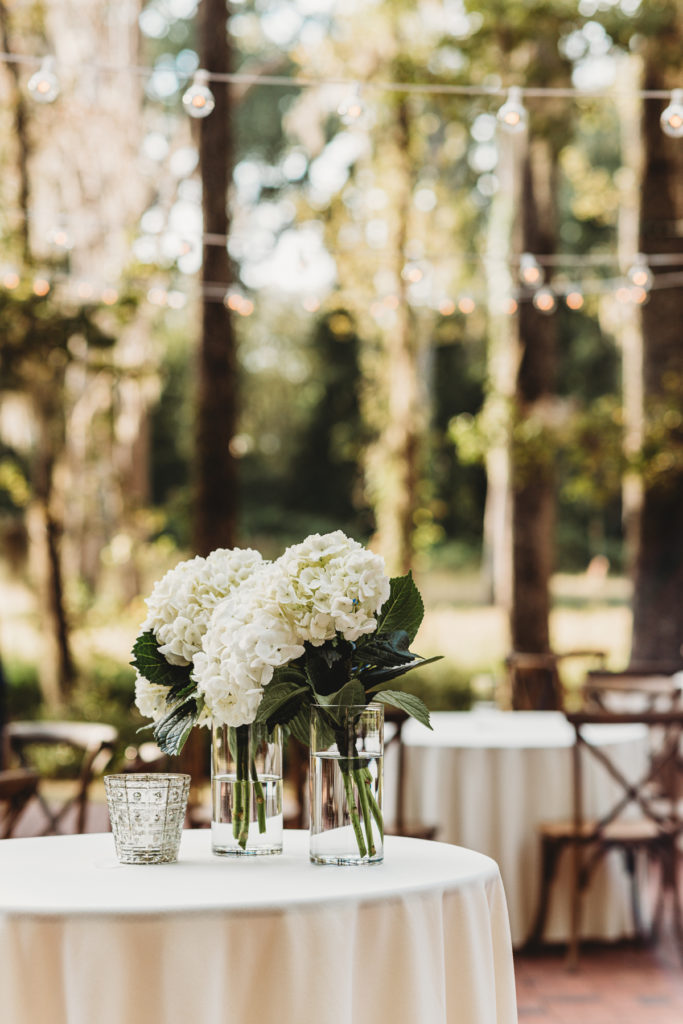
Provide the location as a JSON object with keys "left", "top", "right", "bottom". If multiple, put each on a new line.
{"left": 630, "top": 285, "right": 649, "bottom": 305}
{"left": 496, "top": 87, "right": 527, "bottom": 134}
{"left": 532, "top": 287, "right": 556, "bottom": 314}
{"left": 33, "top": 277, "right": 50, "bottom": 296}
{"left": 626, "top": 254, "right": 653, "bottom": 291}
{"left": 337, "top": 84, "right": 365, "bottom": 125}
{"left": 505, "top": 297, "right": 518, "bottom": 316}
{"left": 519, "top": 252, "right": 543, "bottom": 287}
{"left": 660, "top": 89, "right": 683, "bottom": 139}
{"left": 182, "top": 69, "right": 215, "bottom": 119}
{"left": 3, "top": 270, "right": 20, "bottom": 290}
{"left": 28, "top": 57, "right": 60, "bottom": 103}
{"left": 458, "top": 295, "right": 476, "bottom": 314}
{"left": 438, "top": 298, "right": 456, "bottom": 316}
{"left": 565, "top": 286, "right": 584, "bottom": 311}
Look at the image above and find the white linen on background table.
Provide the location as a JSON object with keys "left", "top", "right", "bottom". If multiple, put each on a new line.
{"left": 396, "top": 710, "right": 650, "bottom": 947}
{"left": 0, "top": 829, "right": 517, "bottom": 1024}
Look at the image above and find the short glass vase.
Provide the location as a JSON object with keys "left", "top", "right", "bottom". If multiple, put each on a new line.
{"left": 309, "top": 702, "right": 384, "bottom": 866}
{"left": 211, "top": 722, "right": 283, "bottom": 856}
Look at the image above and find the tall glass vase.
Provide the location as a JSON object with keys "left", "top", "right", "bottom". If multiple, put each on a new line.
{"left": 309, "top": 703, "right": 384, "bottom": 865}
{"left": 211, "top": 722, "right": 283, "bottom": 856}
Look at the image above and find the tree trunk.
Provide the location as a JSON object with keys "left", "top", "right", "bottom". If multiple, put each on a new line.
{"left": 369, "top": 98, "right": 422, "bottom": 575}
{"left": 193, "top": 0, "right": 239, "bottom": 557}
{"left": 630, "top": 55, "right": 683, "bottom": 669}
{"left": 511, "top": 138, "right": 559, "bottom": 709}
{"left": 481, "top": 126, "right": 524, "bottom": 610}
{"left": 29, "top": 417, "right": 76, "bottom": 709}
{"left": 614, "top": 55, "right": 646, "bottom": 582}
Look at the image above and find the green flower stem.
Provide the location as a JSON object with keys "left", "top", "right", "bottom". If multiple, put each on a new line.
{"left": 251, "top": 758, "right": 267, "bottom": 833}
{"left": 341, "top": 768, "right": 367, "bottom": 859}
{"left": 362, "top": 767, "right": 384, "bottom": 841}
{"left": 354, "top": 767, "right": 375, "bottom": 857}
{"left": 233, "top": 726, "right": 251, "bottom": 849}
{"left": 232, "top": 774, "right": 243, "bottom": 839}
{"left": 237, "top": 778, "right": 250, "bottom": 849}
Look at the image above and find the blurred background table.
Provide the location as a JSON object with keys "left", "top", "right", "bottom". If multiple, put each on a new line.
{"left": 0, "top": 829, "right": 517, "bottom": 1024}
{"left": 397, "top": 709, "right": 649, "bottom": 947}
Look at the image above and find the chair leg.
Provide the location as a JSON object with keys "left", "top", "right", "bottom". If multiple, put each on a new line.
{"left": 566, "top": 839, "right": 583, "bottom": 972}
{"left": 622, "top": 847, "right": 645, "bottom": 942}
{"left": 527, "top": 837, "right": 561, "bottom": 948}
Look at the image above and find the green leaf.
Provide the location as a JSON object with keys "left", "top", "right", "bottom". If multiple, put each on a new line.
{"left": 375, "top": 573, "right": 424, "bottom": 644}
{"left": 131, "top": 631, "right": 193, "bottom": 695}
{"left": 304, "top": 640, "right": 354, "bottom": 696}
{"left": 363, "top": 655, "right": 442, "bottom": 687}
{"left": 153, "top": 697, "right": 201, "bottom": 755}
{"left": 324, "top": 677, "right": 365, "bottom": 709}
{"left": 254, "top": 682, "right": 310, "bottom": 726}
{"left": 356, "top": 631, "right": 414, "bottom": 667}
{"left": 285, "top": 704, "right": 312, "bottom": 747}
{"left": 372, "top": 691, "right": 432, "bottom": 730}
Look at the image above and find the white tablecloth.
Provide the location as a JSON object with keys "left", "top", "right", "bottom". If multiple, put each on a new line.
{"left": 0, "top": 829, "right": 517, "bottom": 1024}
{"left": 397, "top": 710, "right": 649, "bottom": 947}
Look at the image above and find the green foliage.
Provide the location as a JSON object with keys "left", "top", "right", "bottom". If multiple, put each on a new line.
{"left": 131, "top": 631, "right": 192, "bottom": 694}
{"left": 371, "top": 690, "right": 432, "bottom": 729}
{"left": 375, "top": 572, "right": 423, "bottom": 643}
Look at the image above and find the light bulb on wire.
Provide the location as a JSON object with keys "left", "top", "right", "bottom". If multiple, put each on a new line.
{"left": 626, "top": 254, "right": 653, "bottom": 291}
{"left": 519, "top": 252, "right": 543, "bottom": 287}
{"left": 497, "top": 87, "right": 527, "bottom": 134}
{"left": 565, "top": 287, "right": 584, "bottom": 311}
{"left": 28, "top": 57, "right": 60, "bottom": 103}
{"left": 660, "top": 89, "right": 683, "bottom": 138}
{"left": 182, "top": 69, "right": 215, "bottom": 119}
{"left": 532, "top": 287, "right": 556, "bottom": 314}
{"left": 337, "top": 84, "right": 365, "bottom": 125}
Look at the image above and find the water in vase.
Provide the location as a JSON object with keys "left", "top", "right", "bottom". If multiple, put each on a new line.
{"left": 211, "top": 772, "right": 283, "bottom": 856}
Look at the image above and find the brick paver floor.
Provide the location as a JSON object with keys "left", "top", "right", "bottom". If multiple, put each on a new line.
{"left": 515, "top": 939, "right": 683, "bottom": 1023}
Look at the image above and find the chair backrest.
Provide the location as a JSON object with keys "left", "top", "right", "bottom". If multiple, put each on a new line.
{"left": 506, "top": 649, "right": 607, "bottom": 710}
{"left": 583, "top": 670, "right": 682, "bottom": 713}
{"left": 565, "top": 709, "right": 683, "bottom": 840}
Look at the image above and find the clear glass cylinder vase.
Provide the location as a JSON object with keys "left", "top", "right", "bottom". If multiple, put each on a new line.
{"left": 211, "top": 722, "right": 283, "bottom": 856}
{"left": 309, "top": 703, "right": 384, "bottom": 865}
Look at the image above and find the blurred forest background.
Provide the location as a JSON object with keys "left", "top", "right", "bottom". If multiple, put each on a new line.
{"left": 0, "top": 0, "right": 681, "bottom": 757}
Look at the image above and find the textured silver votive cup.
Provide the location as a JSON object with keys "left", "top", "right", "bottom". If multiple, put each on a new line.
{"left": 104, "top": 773, "right": 190, "bottom": 864}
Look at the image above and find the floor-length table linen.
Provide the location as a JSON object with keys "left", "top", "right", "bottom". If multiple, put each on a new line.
{"left": 0, "top": 829, "right": 517, "bottom": 1024}
{"left": 395, "top": 709, "right": 649, "bottom": 947}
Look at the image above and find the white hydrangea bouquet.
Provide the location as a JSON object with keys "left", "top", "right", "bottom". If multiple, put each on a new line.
{"left": 132, "top": 530, "right": 438, "bottom": 853}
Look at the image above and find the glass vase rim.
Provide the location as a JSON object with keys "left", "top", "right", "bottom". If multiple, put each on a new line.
{"left": 311, "top": 701, "right": 383, "bottom": 711}
{"left": 104, "top": 772, "right": 191, "bottom": 783}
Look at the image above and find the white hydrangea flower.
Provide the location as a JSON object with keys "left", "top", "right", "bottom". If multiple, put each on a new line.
{"left": 194, "top": 532, "right": 391, "bottom": 727}
{"left": 194, "top": 564, "right": 306, "bottom": 727}
{"left": 274, "top": 530, "right": 390, "bottom": 645}
{"left": 134, "top": 674, "right": 169, "bottom": 722}
{"left": 140, "top": 547, "right": 264, "bottom": 665}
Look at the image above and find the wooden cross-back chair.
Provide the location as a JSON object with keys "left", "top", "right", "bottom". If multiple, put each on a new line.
{"left": 583, "top": 668, "right": 682, "bottom": 713}
{"left": 0, "top": 769, "right": 40, "bottom": 838}
{"left": 530, "top": 709, "right": 683, "bottom": 968}
{"left": 505, "top": 649, "right": 607, "bottom": 710}
{"left": 7, "top": 721, "right": 117, "bottom": 835}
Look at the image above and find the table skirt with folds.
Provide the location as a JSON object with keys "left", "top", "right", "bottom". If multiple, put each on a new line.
{"left": 0, "top": 830, "right": 518, "bottom": 1024}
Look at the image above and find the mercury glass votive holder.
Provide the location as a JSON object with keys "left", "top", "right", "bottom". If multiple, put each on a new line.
{"left": 105, "top": 773, "right": 190, "bottom": 864}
